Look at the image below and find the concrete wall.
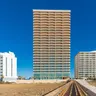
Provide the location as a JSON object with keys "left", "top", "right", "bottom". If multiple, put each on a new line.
{"left": 16, "top": 79, "right": 69, "bottom": 84}
{"left": 3, "top": 78, "right": 17, "bottom": 82}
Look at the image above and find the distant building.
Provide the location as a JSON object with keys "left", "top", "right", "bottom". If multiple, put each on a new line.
{"left": 75, "top": 51, "right": 96, "bottom": 79}
{"left": 0, "top": 51, "right": 17, "bottom": 82}
{"left": 33, "top": 9, "right": 71, "bottom": 79}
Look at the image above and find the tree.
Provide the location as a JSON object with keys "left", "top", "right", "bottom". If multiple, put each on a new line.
{"left": 1, "top": 75, "right": 4, "bottom": 81}
{"left": 22, "top": 77, "right": 26, "bottom": 80}
{"left": 93, "top": 74, "right": 95, "bottom": 80}
{"left": 18, "top": 76, "right": 23, "bottom": 80}
{"left": 18, "top": 76, "right": 26, "bottom": 80}
{"left": 28, "top": 76, "right": 35, "bottom": 80}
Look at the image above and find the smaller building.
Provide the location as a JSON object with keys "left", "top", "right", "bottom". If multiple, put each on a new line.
{"left": 75, "top": 51, "right": 96, "bottom": 79}
{"left": 0, "top": 51, "right": 17, "bottom": 82}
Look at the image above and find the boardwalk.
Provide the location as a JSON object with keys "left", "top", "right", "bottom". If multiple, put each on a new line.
{"left": 45, "top": 80, "right": 96, "bottom": 96}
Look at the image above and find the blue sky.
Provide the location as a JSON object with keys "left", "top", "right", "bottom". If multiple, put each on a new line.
{"left": 0, "top": 0, "right": 96, "bottom": 78}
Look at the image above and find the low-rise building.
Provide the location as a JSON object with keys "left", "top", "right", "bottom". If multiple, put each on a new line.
{"left": 75, "top": 51, "right": 96, "bottom": 79}
{"left": 0, "top": 51, "right": 17, "bottom": 82}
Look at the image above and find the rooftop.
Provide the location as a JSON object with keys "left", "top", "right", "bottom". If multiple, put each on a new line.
{"left": 33, "top": 9, "right": 71, "bottom": 12}
{"left": 90, "top": 51, "right": 96, "bottom": 52}
{"left": 0, "top": 51, "right": 15, "bottom": 57}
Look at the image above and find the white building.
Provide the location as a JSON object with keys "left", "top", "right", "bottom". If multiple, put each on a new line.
{"left": 75, "top": 51, "right": 96, "bottom": 79}
{"left": 0, "top": 51, "right": 17, "bottom": 82}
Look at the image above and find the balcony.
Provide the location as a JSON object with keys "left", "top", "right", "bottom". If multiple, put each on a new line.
{"left": 33, "top": 51, "right": 70, "bottom": 54}
{"left": 55, "top": 15, "right": 70, "bottom": 18}
{"left": 33, "top": 15, "right": 40, "bottom": 18}
{"left": 33, "top": 12, "right": 40, "bottom": 15}
{"left": 40, "top": 15, "right": 49, "bottom": 17}
{"left": 48, "top": 14, "right": 55, "bottom": 16}
{"left": 33, "top": 32, "right": 40, "bottom": 35}
{"left": 62, "top": 18, "right": 70, "bottom": 20}
{"left": 61, "top": 13, "right": 70, "bottom": 15}
{"left": 55, "top": 20, "right": 70, "bottom": 23}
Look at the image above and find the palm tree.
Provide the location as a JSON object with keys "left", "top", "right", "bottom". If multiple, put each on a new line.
{"left": 1, "top": 75, "right": 4, "bottom": 81}
{"left": 93, "top": 74, "right": 95, "bottom": 80}
{"left": 18, "top": 76, "right": 22, "bottom": 80}
{"left": 22, "top": 77, "right": 26, "bottom": 80}
{"left": 28, "top": 77, "right": 32, "bottom": 80}
{"left": 29, "top": 76, "right": 34, "bottom": 80}
{"left": 18, "top": 76, "right": 26, "bottom": 80}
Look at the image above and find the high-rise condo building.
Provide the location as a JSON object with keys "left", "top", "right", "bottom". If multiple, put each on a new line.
{"left": 33, "top": 9, "right": 71, "bottom": 79}
{"left": 75, "top": 51, "right": 96, "bottom": 79}
{"left": 0, "top": 51, "right": 17, "bottom": 82}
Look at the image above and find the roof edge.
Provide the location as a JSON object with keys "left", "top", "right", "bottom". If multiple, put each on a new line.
{"left": 33, "top": 9, "right": 71, "bottom": 12}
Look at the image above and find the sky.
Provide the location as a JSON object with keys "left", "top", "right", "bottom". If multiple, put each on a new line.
{"left": 0, "top": 0, "right": 96, "bottom": 78}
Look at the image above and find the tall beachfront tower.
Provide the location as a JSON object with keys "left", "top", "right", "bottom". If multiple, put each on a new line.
{"left": 75, "top": 51, "right": 96, "bottom": 79}
{"left": 0, "top": 51, "right": 17, "bottom": 82}
{"left": 33, "top": 9, "right": 71, "bottom": 79}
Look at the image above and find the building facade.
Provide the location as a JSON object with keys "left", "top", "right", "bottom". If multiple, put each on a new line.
{"left": 0, "top": 51, "right": 17, "bottom": 82}
{"left": 33, "top": 9, "right": 71, "bottom": 79}
{"left": 75, "top": 51, "right": 96, "bottom": 79}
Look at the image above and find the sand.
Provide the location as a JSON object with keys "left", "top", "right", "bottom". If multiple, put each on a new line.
{"left": 0, "top": 83, "right": 64, "bottom": 96}
{"left": 87, "top": 80, "right": 96, "bottom": 86}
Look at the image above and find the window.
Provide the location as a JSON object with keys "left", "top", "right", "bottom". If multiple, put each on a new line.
{"left": 11, "top": 59, "right": 13, "bottom": 76}
{"left": 0, "top": 56, "right": 3, "bottom": 58}
{"left": 6, "top": 58, "right": 7, "bottom": 76}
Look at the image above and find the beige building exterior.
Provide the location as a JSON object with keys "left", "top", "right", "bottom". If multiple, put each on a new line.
{"left": 75, "top": 51, "right": 96, "bottom": 79}
{"left": 33, "top": 9, "right": 71, "bottom": 79}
